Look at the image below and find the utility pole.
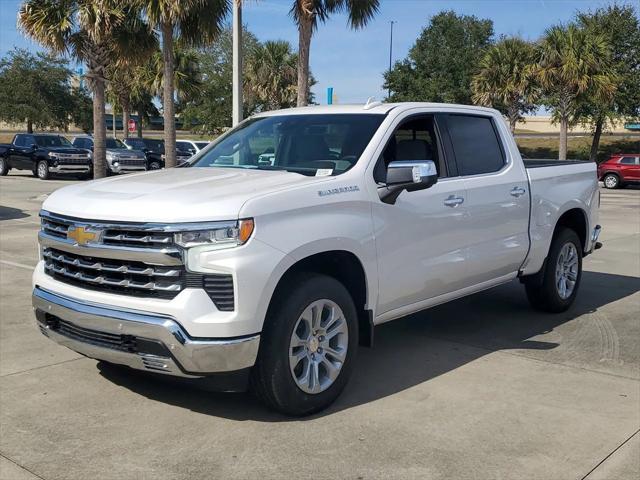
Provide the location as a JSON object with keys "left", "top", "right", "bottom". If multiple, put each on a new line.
{"left": 388, "top": 20, "right": 396, "bottom": 100}
{"left": 232, "top": 0, "right": 243, "bottom": 126}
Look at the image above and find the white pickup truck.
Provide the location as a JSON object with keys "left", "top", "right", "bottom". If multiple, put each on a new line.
{"left": 33, "top": 103, "right": 602, "bottom": 415}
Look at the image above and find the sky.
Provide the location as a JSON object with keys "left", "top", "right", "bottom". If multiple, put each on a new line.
{"left": 1, "top": 0, "right": 639, "bottom": 104}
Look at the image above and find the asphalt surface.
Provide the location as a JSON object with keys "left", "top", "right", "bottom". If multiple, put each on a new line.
{"left": 1, "top": 172, "right": 638, "bottom": 480}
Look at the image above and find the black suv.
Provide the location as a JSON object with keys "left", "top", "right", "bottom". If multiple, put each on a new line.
{"left": 0, "top": 133, "right": 92, "bottom": 180}
{"left": 122, "top": 137, "right": 192, "bottom": 169}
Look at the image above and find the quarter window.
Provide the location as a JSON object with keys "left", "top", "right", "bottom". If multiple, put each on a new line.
{"left": 446, "top": 115, "right": 505, "bottom": 176}
{"left": 619, "top": 157, "right": 636, "bottom": 165}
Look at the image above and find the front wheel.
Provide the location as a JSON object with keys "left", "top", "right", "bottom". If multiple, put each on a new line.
{"left": 525, "top": 228, "right": 582, "bottom": 313}
{"left": 0, "top": 157, "right": 8, "bottom": 176}
{"left": 36, "top": 160, "right": 50, "bottom": 180}
{"left": 148, "top": 160, "right": 161, "bottom": 170}
{"left": 251, "top": 274, "right": 358, "bottom": 416}
{"left": 603, "top": 173, "right": 619, "bottom": 189}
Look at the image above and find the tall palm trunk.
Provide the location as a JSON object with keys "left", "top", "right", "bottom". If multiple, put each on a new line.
{"left": 92, "top": 79, "right": 107, "bottom": 179}
{"left": 122, "top": 105, "right": 130, "bottom": 139}
{"left": 589, "top": 115, "right": 604, "bottom": 163}
{"left": 559, "top": 115, "right": 568, "bottom": 161}
{"left": 162, "top": 21, "right": 176, "bottom": 168}
{"left": 296, "top": 14, "right": 312, "bottom": 107}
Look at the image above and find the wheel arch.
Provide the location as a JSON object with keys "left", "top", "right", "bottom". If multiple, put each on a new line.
{"left": 554, "top": 207, "right": 588, "bottom": 252}
{"left": 266, "top": 249, "right": 374, "bottom": 347}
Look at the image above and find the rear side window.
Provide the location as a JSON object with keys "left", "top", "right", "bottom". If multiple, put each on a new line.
{"left": 619, "top": 157, "right": 636, "bottom": 165}
{"left": 446, "top": 115, "right": 505, "bottom": 176}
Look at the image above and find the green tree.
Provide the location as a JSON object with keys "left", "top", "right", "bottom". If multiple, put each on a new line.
{"left": 246, "top": 40, "right": 299, "bottom": 110}
{"left": 535, "top": 24, "right": 617, "bottom": 160}
{"left": 0, "top": 48, "right": 76, "bottom": 132}
{"left": 576, "top": 5, "right": 640, "bottom": 162}
{"left": 472, "top": 38, "right": 538, "bottom": 133}
{"left": 180, "top": 26, "right": 260, "bottom": 134}
{"left": 385, "top": 11, "right": 494, "bottom": 103}
{"left": 19, "top": 0, "right": 156, "bottom": 178}
{"left": 135, "top": 0, "right": 229, "bottom": 167}
{"left": 291, "top": 0, "right": 379, "bottom": 106}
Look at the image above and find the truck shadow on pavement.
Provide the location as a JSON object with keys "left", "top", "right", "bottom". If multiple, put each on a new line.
{"left": 97, "top": 270, "right": 640, "bottom": 421}
{"left": 0, "top": 205, "right": 30, "bottom": 220}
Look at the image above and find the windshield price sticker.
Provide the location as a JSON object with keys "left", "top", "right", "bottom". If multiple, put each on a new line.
{"left": 315, "top": 169, "right": 333, "bottom": 177}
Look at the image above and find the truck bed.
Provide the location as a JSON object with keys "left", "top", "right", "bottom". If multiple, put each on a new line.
{"left": 524, "top": 159, "right": 592, "bottom": 168}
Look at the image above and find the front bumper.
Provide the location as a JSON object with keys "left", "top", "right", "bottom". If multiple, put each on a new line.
{"left": 33, "top": 286, "right": 260, "bottom": 378}
{"left": 49, "top": 165, "right": 91, "bottom": 173}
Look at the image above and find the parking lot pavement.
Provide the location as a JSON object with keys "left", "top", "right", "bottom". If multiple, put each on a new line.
{"left": 1, "top": 173, "right": 638, "bottom": 480}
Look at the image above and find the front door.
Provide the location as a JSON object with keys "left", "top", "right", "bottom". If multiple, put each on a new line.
{"left": 371, "top": 114, "right": 471, "bottom": 318}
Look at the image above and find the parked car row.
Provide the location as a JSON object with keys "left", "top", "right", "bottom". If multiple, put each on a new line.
{"left": 0, "top": 133, "right": 210, "bottom": 180}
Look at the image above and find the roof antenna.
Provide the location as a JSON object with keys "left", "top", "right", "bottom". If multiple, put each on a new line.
{"left": 364, "top": 96, "right": 382, "bottom": 110}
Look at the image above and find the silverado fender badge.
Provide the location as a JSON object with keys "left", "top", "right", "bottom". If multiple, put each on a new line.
{"left": 318, "top": 185, "right": 360, "bottom": 197}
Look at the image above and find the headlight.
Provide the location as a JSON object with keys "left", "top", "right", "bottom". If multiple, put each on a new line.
{"left": 106, "top": 152, "right": 115, "bottom": 161}
{"left": 174, "top": 219, "right": 254, "bottom": 249}
{"left": 48, "top": 152, "right": 58, "bottom": 158}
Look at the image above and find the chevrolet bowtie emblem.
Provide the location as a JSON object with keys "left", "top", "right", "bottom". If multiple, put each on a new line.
{"left": 67, "top": 226, "right": 99, "bottom": 246}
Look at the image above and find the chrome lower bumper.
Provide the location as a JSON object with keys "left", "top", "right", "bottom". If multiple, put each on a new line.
{"left": 108, "top": 165, "right": 147, "bottom": 174}
{"left": 32, "top": 287, "right": 260, "bottom": 377}
{"left": 49, "top": 165, "right": 91, "bottom": 173}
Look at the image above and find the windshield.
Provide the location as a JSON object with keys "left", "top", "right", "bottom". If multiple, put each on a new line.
{"left": 190, "top": 114, "right": 384, "bottom": 176}
{"left": 144, "top": 139, "right": 164, "bottom": 151}
{"left": 35, "top": 135, "right": 72, "bottom": 147}
{"left": 106, "top": 138, "right": 127, "bottom": 149}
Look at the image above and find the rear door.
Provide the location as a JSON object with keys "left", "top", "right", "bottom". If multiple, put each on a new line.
{"left": 11, "top": 134, "right": 34, "bottom": 169}
{"left": 441, "top": 113, "right": 530, "bottom": 284}
{"left": 618, "top": 156, "right": 639, "bottom": 181}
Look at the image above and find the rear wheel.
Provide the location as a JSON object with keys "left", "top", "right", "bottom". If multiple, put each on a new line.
{"left": 251, "top": 274, "right": 358, "bottom": 416}
{"left": 525, "top": 228, "right": 582, "bottom": 313}
{"left": 36, "top": 160, "right": 50, "bottom": 180}
{"left": 603, "top": 173, "right": 619, "bottom": 189}
{"left": 0, "top": 158, "right": 8, "bottom": 176}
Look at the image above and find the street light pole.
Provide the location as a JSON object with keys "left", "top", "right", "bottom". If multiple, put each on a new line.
{"left": 388, "top": 20, "right": 395, "bottom": 100}
{"left": 232, "top": 0, "right": 243, "bottom": 126}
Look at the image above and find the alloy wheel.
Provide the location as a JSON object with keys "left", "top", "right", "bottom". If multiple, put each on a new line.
{"left": 555, "top": 242, "right": 579, "bottom": 300}
{"left": 288, "top": 299, "right": 349, "bottom": 394}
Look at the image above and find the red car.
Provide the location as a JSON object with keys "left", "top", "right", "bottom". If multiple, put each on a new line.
{"left": 598, "top": 154, "right": 640, "bottom": 189}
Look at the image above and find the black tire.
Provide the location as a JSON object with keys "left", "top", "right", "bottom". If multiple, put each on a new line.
{"left": 148, "top": 160, "right": 161, "bottom": 170}
{"left": 525, "top": 228, "right": 583, "bottom": 313}
{"left": 603, "top": 173, "right": 619, "bottom": 189}
{"left": 250, "top": 273, "right": 359, "bottom": 416}
{"left": 36, "top": 160, "right": 50, "bottom": 180}
{"left": 0, "top": 157, "right": 8, "bottom": 176}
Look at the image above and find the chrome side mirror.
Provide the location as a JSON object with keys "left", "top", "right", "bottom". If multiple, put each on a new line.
{"left": 378, "top": 160, "right": 438, "bottom": 204}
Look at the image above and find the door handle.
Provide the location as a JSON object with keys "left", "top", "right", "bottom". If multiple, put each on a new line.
{"left": 510, "top": 186, "right": 526, "bottom": 198}
{"left": 444, "top": 195, "right": 464, "bottom": 207}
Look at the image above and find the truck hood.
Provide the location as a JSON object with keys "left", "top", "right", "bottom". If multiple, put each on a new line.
{"left": 45, "top": 147, "right": 90, "bottom": 155}
{"left": 42, "top": 167, "right": 328, "bottom": 222}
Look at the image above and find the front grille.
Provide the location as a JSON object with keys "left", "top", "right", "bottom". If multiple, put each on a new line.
{"left": 42, "top": 217, "right": 69, "bottom": 239}
{"left": 43, "top": 248, "right": 186, "bottom": 299}
{"left": 117, "top": 158, "right": 146, "bottom": 166}
{"left": 102, "top": 229, "right": 173, "bottom": 248}
{"left": 56, "top": 157, "right": 90, "bottom": 164}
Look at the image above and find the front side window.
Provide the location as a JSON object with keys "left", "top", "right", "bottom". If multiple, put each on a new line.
{"left": 34, "top": 135, "right": 71, "bottom": 148}
{"left": 446, "top": 115, "right": 505, "bottom": 176}
{"left": 190, "top": 114, "right": 384, "bottom": 176}
{"left": 13, "top": 135, "right": 24, "bottom": 147}
{"left": 375, "top": 116, "right": 445, "bottom": 183}
{"left": 195, "top": 142, "right": 209, "bottom": 150}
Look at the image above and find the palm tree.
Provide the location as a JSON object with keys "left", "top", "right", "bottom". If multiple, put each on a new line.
{"left": 19, "top": 0, "right": 155, "bottom": 178}
{"left": 135, "top": 0, "right": 229, "bottom": 167}
{"left": 246, "top": 41, "right": 298, "bottom": 110}
{"left": 535, "top": 24, "right": 617, "bottom": 160}
{"left": 290, "top": 0, "right": 379, "bottom": 107}
{"left": 472, "top": 38, "right": 538, "bottom": 133}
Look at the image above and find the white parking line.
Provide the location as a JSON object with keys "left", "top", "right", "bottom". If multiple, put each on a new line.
{"left": 0, "top": 259, "right": 35, "bottom": 270}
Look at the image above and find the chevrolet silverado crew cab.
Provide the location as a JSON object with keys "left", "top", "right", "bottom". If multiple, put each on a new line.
{"left": 71, "top": 136, "right": 147, "bottom": 175}
{"left": 32, "top": 103, "right": 602, "bottom": 415}
{"left": 0, "top": 133, "right": 92, "bottom": 179}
